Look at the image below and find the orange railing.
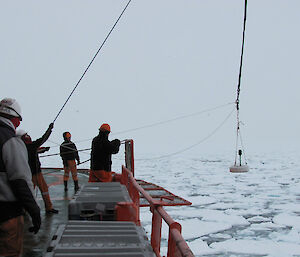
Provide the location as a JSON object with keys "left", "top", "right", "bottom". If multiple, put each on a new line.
{"left": 118, "top": 165, "right": 195, "bottom": 257}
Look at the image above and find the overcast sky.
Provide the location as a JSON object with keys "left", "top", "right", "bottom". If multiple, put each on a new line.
{"left": 1, "top": 0, "right": 300, "bottom": 163}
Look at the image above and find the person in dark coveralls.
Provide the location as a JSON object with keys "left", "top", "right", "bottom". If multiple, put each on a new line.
{"left": 60, "top": 132, "right": 80, "bottom": 192}
{"left": 0, "top": 98, "right": 41, "bottom": 257}
{"left": 17, "top": 125, "right": 59, "bottom": 214}
{"left": 89, "top": 123, "right": 121, "bottom": 182}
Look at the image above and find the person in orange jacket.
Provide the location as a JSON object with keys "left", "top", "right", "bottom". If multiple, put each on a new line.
{"left": 89, "top": 123, "right": 120, "bottom": 182}
{"left": 60, "top": 132, "right": 80, "bottom": 192}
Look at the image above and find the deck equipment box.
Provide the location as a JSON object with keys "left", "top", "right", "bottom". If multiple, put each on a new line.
{"left": 68, "top": 182, "right": 132, "bottom": 221}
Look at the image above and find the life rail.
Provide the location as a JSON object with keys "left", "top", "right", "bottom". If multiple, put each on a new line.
{"left": 120, "top": 165, "right": 195, "bottom": 257}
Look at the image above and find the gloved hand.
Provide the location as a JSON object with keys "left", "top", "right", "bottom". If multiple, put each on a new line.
{"left": 28, "top": 212, "right": 41, "bottom": 234}
{"left": 111, "top": 139, "right": 121, "bottom": 154}
{"left": 37, "top": 147, "right": 50, "bottom": 154}
{"left": 48, "top": 123, "right": 54, "bottom": 130}
{"left": 77, "top": 160, "right": 80, "bottom": 165}
{"left": 112, "top": 139, "right": 121, "bottom": 147}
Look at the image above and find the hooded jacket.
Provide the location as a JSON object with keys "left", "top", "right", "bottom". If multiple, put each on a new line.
{"left": 0, "top": 117, "right": 40, "bottom": 222}
{"left": 90, "top": 131, "right": 120, "bottom": 171}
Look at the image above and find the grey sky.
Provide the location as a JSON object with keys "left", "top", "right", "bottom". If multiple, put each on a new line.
{"left": 1, "top": 0, "right": 299, "bottom": 160}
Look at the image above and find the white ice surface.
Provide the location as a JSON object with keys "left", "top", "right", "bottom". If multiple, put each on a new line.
{"left": 134, "top": 151, "right": 300, "bottom": 257}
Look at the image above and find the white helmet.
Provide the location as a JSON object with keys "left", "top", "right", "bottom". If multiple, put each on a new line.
{"left": 16, "top": 129, "right": 27, "bottom": 137}
{"left": 0, "top": 98, "right": 22, "bottom": 120}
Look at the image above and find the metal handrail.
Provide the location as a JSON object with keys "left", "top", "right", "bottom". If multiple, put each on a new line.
{"left": 121, "top": 165, "right": 195, "bottom": 257}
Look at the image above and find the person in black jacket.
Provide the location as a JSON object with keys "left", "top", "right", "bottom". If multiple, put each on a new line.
{"left": 89, "top": 123, "right": 120, "bottom": 182}
{"left": 60, "top": 132, "right": 80, "bottom": 192}
{"left": 17, "top": 124, "right": 58, "bottom": 214}
{"left": 0, "top": 98, "right": 41, "bottom": 256}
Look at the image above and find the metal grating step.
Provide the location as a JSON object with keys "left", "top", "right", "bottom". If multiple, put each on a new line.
{"left": 44, "top": 221, "right": 155, "bottom": 257}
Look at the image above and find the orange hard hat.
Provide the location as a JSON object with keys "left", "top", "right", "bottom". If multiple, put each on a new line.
{"left": 99, "top": 123, "right": 111, "bottom": 132}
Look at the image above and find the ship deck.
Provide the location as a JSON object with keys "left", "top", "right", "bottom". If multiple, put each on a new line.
{"left": 23, "top": 169, "right": 89, "bottom": 257}
{"left": 22, "top": 167, "right": 193, "bottom": 257}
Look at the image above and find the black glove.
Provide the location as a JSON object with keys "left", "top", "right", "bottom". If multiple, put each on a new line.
{"left": 77, "top": 160, "right": 80, "bottom": 165}
{"left": 111, "top": 139, "right": 121, "bottom": 154}
{"left": 112, "top": 139, "right": 121, "bottom": 146}
{"left": 37, "top": 147, "right": 50, "bottom": 154}
{"left": 28, "top": 211, "right": 41, "bottom": 234}
{"left": 48, "top": 123, "right": 54, "bottom": 130}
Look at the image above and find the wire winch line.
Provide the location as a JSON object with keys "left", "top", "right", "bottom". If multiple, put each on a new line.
{"left": 39, "top": 148, "right": 91, "bottom": 158}
{"left": 113, "top": 102, "right": 235, "bottom": 135}
{"left": 52, "top": 0, "right": 132, "bottom": 123}
{"left": 47, "top": 139, "right": 77, "bottom": 151}
{"left": 237, "top": 129, "right": 248, "bottom": 164}
{"left": 40, "top": 140, "right": 127, "bottom": 158}
{"left": 57, "top": 101, "right": 235, "bottom": 146}
{"left": 44, "top": 101, "right": 235, "bottom": 157}
{"left": 234, "top": 0, "right": 248, "bottom": 164}
{"left": 46, "top": 139, "right": 91, "bottom": 156}
{"left": 136, "top": 107, "right": 235, "bottom": 161}
{"left": 236, "top": 0, "right": 247, "bottom": 111}
{"left": 79, "top": 159, "right": 91, "bottom": 165}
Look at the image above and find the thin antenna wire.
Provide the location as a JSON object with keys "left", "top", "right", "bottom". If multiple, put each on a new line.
{"left": 53, "top": 0, "right": 132, "bottom": 123}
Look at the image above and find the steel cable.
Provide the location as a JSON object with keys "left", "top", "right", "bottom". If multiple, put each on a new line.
{"left": 41, "top": 102, "right": 235, "bottom": 160}
{"left": 52, "top": 0, "right": 132, "bottom": 123}
{"left": 135, "top": 107, "right": 235, "bottom": 161}
{"left": 113, "top": 102, "right": 235, "bottom": 136}
{"left": 234, "top": 0, "right": 248, "bottom": 164}
{"left": 41, "top": 107, "right": 235, "bottom": 162}
{"left": 48, "top": 101, "right": 235, "bottom": 148}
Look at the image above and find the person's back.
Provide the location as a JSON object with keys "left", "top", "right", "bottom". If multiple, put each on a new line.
{"left": 91, "top": 131, "right": 120, "bottom": 171}
{"left": 89, "top": 123, "right": 120, "bottom": 182}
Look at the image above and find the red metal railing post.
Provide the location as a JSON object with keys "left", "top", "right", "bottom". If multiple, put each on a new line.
{"left": 121, "top": 166, "right": 125, "bottom": 184}
{"left": 124, "top": 140, "right": 134, "bottom": 176}
{"left": 129, "top": 178, "right": 140, "bottom": 225}
{"left": 120, "top": 166, "right": 140, "bottom": 225}
{"left": 130, "top": 139, "right": 134, "bottom": 176}
{"left": 151, "top": 207, "right": 162, "bottom": 256}
{"left": 167, "top": 222, "right": 182, "bottom": 257}
{"left": 129, "top": 177, "right": 139, "bottom": 205}
{"left": 121, "top": 166, "right": 129, "bottom": 187}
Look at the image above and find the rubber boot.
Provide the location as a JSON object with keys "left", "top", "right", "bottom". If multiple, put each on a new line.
{"left": 64, "top": 181, "right": 68, "bottom": 192}
{"left": 74, "top": 180, "right": 79, "bottom": 192}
